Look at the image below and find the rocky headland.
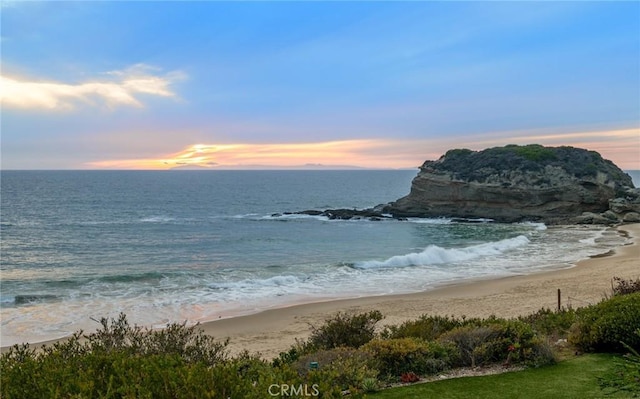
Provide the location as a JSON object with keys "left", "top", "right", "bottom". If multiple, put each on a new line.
{"left": 291, "top": 145, "right": 639, "bottom": 225}
{"left": 384, "top": 145, "right": 638, "bottom": 224}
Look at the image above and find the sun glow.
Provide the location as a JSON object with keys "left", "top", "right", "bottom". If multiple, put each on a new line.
{"left": 86, "top": 140, "right": 409, "bottom": 170}
{"left": 85, "top": 127, "right": 639, "bottom": 170}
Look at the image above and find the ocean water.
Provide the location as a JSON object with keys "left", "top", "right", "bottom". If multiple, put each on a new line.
{"left": 1, "top": 170, "right": 636, "bottom": 346}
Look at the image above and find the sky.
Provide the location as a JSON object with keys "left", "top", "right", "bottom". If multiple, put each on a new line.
{"left": 1, "top": 1, "right": 639, "bottom": 170}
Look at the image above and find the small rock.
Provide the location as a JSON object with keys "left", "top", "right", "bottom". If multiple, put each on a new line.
{"left": 573, "top": 212, "right": 612, "bottom": 225}
{"left": 602, "top": 210, "right": 619, "bottom": 221}
{"left": 623, "top": 212, "right": 640, "bottom": 223}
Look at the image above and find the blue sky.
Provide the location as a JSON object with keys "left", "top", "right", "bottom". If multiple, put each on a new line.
{"left": 1, "top": 1, "right": 639, "bottom": 169}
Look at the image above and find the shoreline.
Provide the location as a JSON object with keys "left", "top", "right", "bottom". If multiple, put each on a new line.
{"left": 198, "top": 223, "right": 639, "bottom": 359}
{"left": 4, "top": 223, "right": 639, "bottom": 358}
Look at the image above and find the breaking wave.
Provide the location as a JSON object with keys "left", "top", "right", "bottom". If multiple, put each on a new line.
{"left": 353, "top": 235, "right": 530, "bottom": 269}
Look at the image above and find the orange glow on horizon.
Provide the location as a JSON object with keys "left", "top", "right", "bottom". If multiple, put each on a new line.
{"left": 86, "top": 139, "right": 412, "bottom": 170}
{"left": 86, "top": 128, "right": 639, "bottom": 170}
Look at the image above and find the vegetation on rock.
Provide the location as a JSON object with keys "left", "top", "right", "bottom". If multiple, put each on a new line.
{"left": 428, "top": 145, "right": 633, "bottom": 189}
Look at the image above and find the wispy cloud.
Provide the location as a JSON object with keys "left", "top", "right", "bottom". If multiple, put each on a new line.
{"left": 85, "top": 128, "right": 639, "bottom": 170}
{"left": 87, "top": 140, "right": 406, "bottom": 170}
{"left": 0, "top": 64, "right": 185, "bottom": 110}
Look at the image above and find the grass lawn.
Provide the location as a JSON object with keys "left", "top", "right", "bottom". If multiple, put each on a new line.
{"left": 369, "top": 353, "right": 629, "bottom": 399}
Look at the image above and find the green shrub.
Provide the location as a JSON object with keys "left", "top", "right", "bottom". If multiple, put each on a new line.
{"left": 86, "top": 313, "right": 229, "bottom": 365}
{"left": 439, "top": 325, "right": 499, "bottom": 368}
{"left": 272, "top": 341, "right": 304, "bottom": 368}
{"left": 570, "top": 293, "right": 640, "bottom": 353}
{"left": 427, "top": 144, "right": 633, "bottom": 188}
{"left": 303, "top": 310, "right": 383, "bottom": 351}
{"left": 519, "top": 307, "right": 577, "bottom": 340}
{"left": 443, "top": 148, "right": 473, "bottom": 159}
{"left": 381, "top": 314, "right": 464, "bottom": 341}
{"left": 361, "top": 377, "right": 380, "bottom": 393}
{"left": 513, "top": 144, "right": 557, "bottom": 162}
{"left": 439, "top": 319, "right": 555, "bottom": 368}
{"left": 294, "top": 347, "right": 378, "bottom": 393}
{"left": 0, "top": 336, "right": 321, "bottom": 399}
{"left": 0, "top": 314, "right": 245, "bottom": 399}
{"left": 0, "top": 342, "right": 220, "bottom": 398}
{"left": 362, "top": 338, "right": 455, "bottom": 380}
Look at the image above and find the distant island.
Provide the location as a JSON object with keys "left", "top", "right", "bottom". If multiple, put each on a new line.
{"left": 169, "top": 163, "right": 372, "bottom": 170}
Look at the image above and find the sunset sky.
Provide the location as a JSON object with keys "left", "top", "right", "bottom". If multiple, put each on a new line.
{"left": 2, "top": 1, "right": 639, "bottom": 170}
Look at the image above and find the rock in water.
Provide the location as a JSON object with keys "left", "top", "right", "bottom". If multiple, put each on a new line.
{"left": 384, "top": 145, "right": 634, "bottom": 224}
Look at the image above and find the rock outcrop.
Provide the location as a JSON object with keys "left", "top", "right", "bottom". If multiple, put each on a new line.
{"left": 276, "top": 209, "right": 393, "bottom": 221}
{"left": 384, "top": 145, "right": 635, "bottom": 224}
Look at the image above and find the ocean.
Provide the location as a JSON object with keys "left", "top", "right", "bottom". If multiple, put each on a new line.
{"left": 1, "top": 170, "right": 638, "bottom": 346}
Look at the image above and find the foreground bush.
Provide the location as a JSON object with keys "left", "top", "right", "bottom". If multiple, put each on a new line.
{"left": 1, "top": 316, "right": 306, "bottom": 399}
{"left": 5, "top": 289, "right": 639, "bottom": 398}
{"left": 294, "top": 347, "right": 378, "bottom": 393}
{"left": 362, "top": 338, "right": 456, "bottom": 380}
{"left": 439, "top": 319, "right": 555, "bottom": 368}
{"left": 1, "top": 314, "right": 231, "bottom": 399}
{"left": 611, "top": 276, "right": 640, "bottom": 297}
{"left": 0, "top": 314, "right": 363, "bottom": 399}
{"left": 303, "top": 310, "right": 383, "bottom": 351}
{"left": 519, "top": 307, "right": 576, "bottom": 340}
{"left": 1, "top": 344, "right": 220, "bottom": 398}
{"left": 85, "top": 313, "right": 229, "bottom": 365}
{"left": 380, "top": 314, "right": 464, "bottom": 341}
{"left": 569, "top": 292, "right": 640, "bottom": 353}
{"left": 439, "top": 325, "right": 497, "bottom": 368}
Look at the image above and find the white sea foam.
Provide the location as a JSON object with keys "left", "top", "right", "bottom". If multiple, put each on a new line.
{"left": 265, "top": 213, "right": 328, "bottom": 221}
{"left": 353, "top": 235, "right": 530, "bottom": 269}
{"left": 208, "top": 275, "right": 303, "bottom": 290}
{"left": 406, "top": 217, "right": 452, "bottom": 224}
{"left": 140, "top": 216, "right": 175, "bottom": 223}
{"left": 579, "top": 228, "right": 605, "bottom": 244}
{"left": 518, "top": 221, "right": 547, "bottom": 230}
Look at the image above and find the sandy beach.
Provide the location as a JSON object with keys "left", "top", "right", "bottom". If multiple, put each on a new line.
{"left": 200, "top": 223, "right": 640, "bottom": 360}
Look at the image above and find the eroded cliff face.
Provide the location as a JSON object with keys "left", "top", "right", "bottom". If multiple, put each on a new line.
{"left": 385, "top": 145, "right": 635, "bottom": 224}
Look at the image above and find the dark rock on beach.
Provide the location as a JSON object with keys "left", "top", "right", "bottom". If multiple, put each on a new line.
{"left": 295, "top": 208, "right": 393, "bottom": 221}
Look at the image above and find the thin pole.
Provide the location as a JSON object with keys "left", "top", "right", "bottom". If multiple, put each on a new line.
{"left": 557, "top": 289, "right": 561, "bottom": 312}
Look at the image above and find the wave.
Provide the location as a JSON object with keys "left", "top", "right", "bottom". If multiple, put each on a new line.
{"left": 353, "top": 235, "right": 530, "bottom": 269}
{"left": 140, "top": 216, "right": 176, "bottom": 223}
{"left": 97, "top": 271, "right": 168, "bottom": 284}
{"left": 207, "top": 275, "right": 303, "bottom": 290}
{"left": 405, "top": 218, "right": 452, "bottom": 224}
{"left": 518, "top": 221, "right": 547, "bottom": 231}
